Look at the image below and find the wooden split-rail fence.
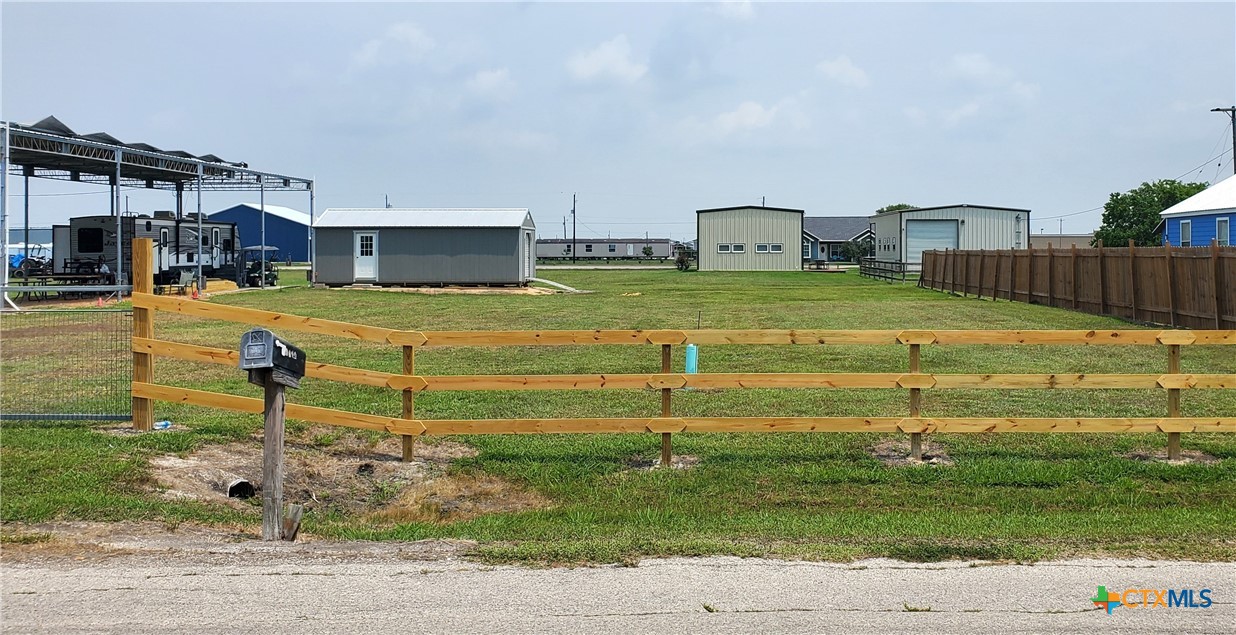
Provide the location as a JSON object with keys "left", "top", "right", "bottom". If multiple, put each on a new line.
{"left": 128, "top": 239, "right": 1236, "bottom": 462}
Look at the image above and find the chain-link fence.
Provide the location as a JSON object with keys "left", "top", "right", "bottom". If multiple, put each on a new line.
{"left": 0, "top": 309, "right": 131, "bottom": 420}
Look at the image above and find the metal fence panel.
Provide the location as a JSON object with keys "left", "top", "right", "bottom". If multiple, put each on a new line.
{"left": 0, "top": 309, "right": 131, "bottom": 420}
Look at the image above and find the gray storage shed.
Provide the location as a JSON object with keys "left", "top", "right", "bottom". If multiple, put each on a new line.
{"left": 312, "top": 208, "right": 536, "bottom": 286}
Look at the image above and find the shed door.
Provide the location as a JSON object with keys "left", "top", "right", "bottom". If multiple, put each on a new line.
{"left": 523, "top": 231, "right": 534, "bottom": 279}
{"left": 354, "top": 232, "right": 378, "bottom": 281}
{"left": 905, "top": 220, "right": 958, "bottom": 264}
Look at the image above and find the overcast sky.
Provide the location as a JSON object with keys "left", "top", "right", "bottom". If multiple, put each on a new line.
{"left": 3, "top": 1, "right": 1234, "bottom": 238}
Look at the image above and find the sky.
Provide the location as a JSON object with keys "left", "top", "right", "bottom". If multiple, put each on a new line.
{"left": 2, "top": 1, "right": 1234, "bottom": 239}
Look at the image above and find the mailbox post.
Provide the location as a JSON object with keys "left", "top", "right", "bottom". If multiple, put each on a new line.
{"left": 239, "top": 328, "right": 306, "bottom": 541}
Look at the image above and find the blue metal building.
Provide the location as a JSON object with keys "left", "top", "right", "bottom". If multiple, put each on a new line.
{"left": 207, "top": 203, "right": 312, "bottom": 262}
{"left": 1160, "top": 174, "right": 1233, "bottom": 248}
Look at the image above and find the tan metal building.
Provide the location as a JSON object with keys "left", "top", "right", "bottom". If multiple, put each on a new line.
{"left": 696, "top": 205, "right": 804, "bottom": 271}
{"left": 870, "top": 204, "right": 1030, "bottom": 268}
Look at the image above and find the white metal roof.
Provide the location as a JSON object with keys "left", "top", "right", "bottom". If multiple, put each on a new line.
{"left": 210, "top": 203, "right": 311, "bottom": 226}
{"left": 314, "top": 208, "right": 533, "bottom": 228}
{"left": 1160, "top": 174, "right": 1236, "bottom": 217}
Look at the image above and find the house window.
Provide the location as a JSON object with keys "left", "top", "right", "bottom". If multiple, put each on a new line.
{"left": 731, "top": 243, "right": 745, "bottom": 253}
{"left": 77, "top": 227, "right": 104, "bottom": 253}
{"left": 1218, "top": 218, "right": 1230, "bottom": 247}
{"left": 608, "top": 244, "right": 616, "bottom": 253}
{"left": 1180, "top": 220, "right": 1191, "bottom": 247}
{"left": 564, "top": 244, "right": 572, "bottom": 253}
{"left": 755, "top": 243, "right": 769, "bottom": 253}
{"left": 770, "top": 243, "right": 783, "bottom": 253}
{"left": 585, "top": 244, "right": 593, "bottom": 253}
{"left": 802, "top": 243, "right": 811, "bottom": 258}
{"left": 717, "top": 244, "right": 731, "bottom": 253}
{"left": 359, "top": 234, "right": 374, "bottom": 257}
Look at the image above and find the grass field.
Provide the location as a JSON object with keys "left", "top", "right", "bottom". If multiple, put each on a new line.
{"left": 3, "top": 269, "right": 1234, "bottom": 563}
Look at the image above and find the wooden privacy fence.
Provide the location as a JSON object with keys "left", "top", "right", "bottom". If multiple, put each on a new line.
{"left": 129, "top": 239, "right": 1236, "bottom": 462}
{"left": 919, "top": 240, "right": 1236, "bottom": 329}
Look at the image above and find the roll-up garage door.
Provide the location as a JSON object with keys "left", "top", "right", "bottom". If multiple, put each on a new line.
{"left": 905, "top": 220, "right": 958, "bottom": 264}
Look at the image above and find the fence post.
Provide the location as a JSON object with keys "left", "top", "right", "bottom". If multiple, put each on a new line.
{"left": 1211, "top": 239, "right": 1222, "bottom": 329}
{"left": 1047, "top": 243, "right": 1055, "bottom": 307}
{"left": 960, "top": 251, "right": 969, "bottom": 297}
{"left": 1027, "top": 245, "right": 1035, "bottom": 304}
{"left": 1167, "top": 344, "right": 1182, "bottom": 461}
{"left": 1097, "top": 240, "right": 1106, "bottom": 315}
{"left": 978, "top": 249, "right": 987, "bottom": 298}
{"left": 1164, "top": 242, "right": 1177, "bottom": 328}
{"left": 1071, "top": 243, "right": 1079, "bottom": 310}
{"left": 935, "top": 250, "right": 945, "bottom": 291}
{"left": 401, "top": 345, "right": 416, "bottom": 462}
{"left": 1008, "top": 249, "right": 1016, "bottom": 301}
{"left": 1128, "top": 240, "right": 1138, "bottom": 322}
{"left": 909, "top": 343, "right": 923, "bottom": 461}
{"left": 660, "top": 343, "right": 673, "bottom": 467}
{"left": 132, "top": 238, "right": 154, "bottom": 432}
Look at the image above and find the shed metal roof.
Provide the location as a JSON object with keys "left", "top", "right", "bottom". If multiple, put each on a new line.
{"left": 802, "top": 216, "right": 871, "bottom": 241}
{"left": 314, "top": 208, "right": 532, "bottom": 228}
{"left": 1160, "top": 174, "right": 1236, "bottom": 217}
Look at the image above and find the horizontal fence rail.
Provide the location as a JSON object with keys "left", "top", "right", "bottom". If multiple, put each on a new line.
{"left": 128, "top": 238, "right": 1235, "bottom": 462}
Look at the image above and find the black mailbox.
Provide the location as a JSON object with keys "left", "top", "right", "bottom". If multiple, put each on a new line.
{"left": 239, "top": 328, "right": 306, "bottom": 389}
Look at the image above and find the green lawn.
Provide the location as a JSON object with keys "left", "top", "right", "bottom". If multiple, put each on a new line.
{"left": 3, "top": 270, "right": 1234, "bottom": 563}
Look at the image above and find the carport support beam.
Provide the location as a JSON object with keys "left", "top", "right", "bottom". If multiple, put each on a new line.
{"left": 401, "top": 345, "right": 416, "bottom": 462}
{"left": 1, "top": 123, "right": 16, "bottom": 310}
{"left": 660, "top": 344, "right": 672, "bottom": 468}
{"left": 1167, "top": 344, "right": 1181, "bottom": 461}
{"left": 909, "top": 343, "right": 923, "bottom": 461}
{"left": 260, "top": 177, "right": 266, "bottom": 289}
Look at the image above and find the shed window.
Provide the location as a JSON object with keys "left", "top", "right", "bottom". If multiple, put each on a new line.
{"left": 770, "top": 243, "right": 783, "bottom": 253}
{"left": 359, "top": 234, "right": 374, "bottom": 257}
{"left": 585, "top": 244, "right": 593, "bottom": 253}
{"left": 1179, "top": 220, "right": 1191, "bottom": 247}
{"left": 731, "top": 243, "right": 745, "bottom": 253}
{"left": 755, "top": 243, "right": 769, "bottom": 253}
{"left": 1217, "top": 218, "right": 1229, "bottom": 247}
{"left": 77, "top": 227, "right": 104, "bottom": 253}
{"left": 717, "top": 244, "right": 731, "bottom": 253}
{"left": 608, "top": 244, "right": 616, "bottom": 253}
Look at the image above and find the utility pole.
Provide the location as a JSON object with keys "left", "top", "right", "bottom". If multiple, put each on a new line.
{"left": 571, "top": 193, "right": 577, "bottom": 264}
{"left": 563, "top": 216, "right": 566, "bottom": 240}
{"left": 1212, "top": 107, "right": 1236, "bottom": 176}
{"left": 384, "top": 194, "right": 391, "bottom": 209}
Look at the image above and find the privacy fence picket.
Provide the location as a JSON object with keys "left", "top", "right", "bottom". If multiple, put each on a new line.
{"left": 919, "top": 240, "right": 1236, "bottom": 329}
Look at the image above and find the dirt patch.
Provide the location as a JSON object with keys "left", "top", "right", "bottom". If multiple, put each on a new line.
{"left": 624, "top": 454, "right": 702, "bottom": 471}
{"left": 870, "top": 439, "right": 954, "bottom": 467}
{"left": 332, "top": 285, "right": 555, "bottom": 295}
{"left": 1124, "top": 449, "right": 1219, "bottom": 465}
{"left": 146, "top": 435, "right": 542, "bottom": 523}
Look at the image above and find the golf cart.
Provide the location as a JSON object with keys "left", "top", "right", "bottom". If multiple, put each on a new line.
{"left": 238, "top": 246, "right": 280, "bottom": 288}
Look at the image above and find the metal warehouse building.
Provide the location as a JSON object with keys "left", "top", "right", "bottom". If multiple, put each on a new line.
{"left": 312, "top": 208, "right": 536, "bottom": 286}
{"left": 208, "top": 203, "right": 311, "bottom": 262}
{"left": 870, "top": 204, "right": 1030, "bottom": 268}
{"left": 697, "top": 205, "right": 804, "bottom": 271}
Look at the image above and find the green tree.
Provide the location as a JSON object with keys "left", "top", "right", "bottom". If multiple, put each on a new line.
{"left": 1092, "top": 180, "right": 1207, "bottom": 247}
{"left": 840, "top": 237, "right": 874, "bottom": 262}
{"left": 875, "top": 203, "right": 917, "bottom": 214}
{"left": 641, "top": 245, "right": 654, "bottom": 258}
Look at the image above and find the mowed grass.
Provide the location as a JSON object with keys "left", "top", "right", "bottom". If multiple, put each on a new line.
{"left": 2, "top": 269, "right": 1235, "bottom": 563}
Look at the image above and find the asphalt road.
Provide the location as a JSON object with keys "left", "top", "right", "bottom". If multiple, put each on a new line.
{"left": 3, "top": 554, "right": 1232, "bottom": 634}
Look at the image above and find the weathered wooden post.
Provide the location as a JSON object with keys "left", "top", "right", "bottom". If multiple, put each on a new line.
{"left": 402, "top": 345, "right": 416, "bottom": 462}
{"left": 908, "top": 343, "right": 923, "bottom": 461}
{"left": 1167, "top": 343, "right": 1182, "bottom": 461}
{"left": 661, "top": 343, "right": 673, "bottom": 467}
{"left": 238, "top": 328, "right": 306, "bottom": 541}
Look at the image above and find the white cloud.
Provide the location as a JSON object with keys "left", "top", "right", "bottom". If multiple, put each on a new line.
{"left": 567, "top": 34, "right": 647, "bottom": 83}
{"left": 943, "top": 53, "right": 1011, "bottom": 85}
{"left": 902, "top": 106, "right": 928, "bottom": 125}
{"left": 455, "top": 124, "right": 555, "bottom": 152}
{"left": 679, "top": 98, "right": 809, "bottom": 142}
{"left": 816, "top": 55, "right": 869, "bottom": 88}
{"left": 467, "top": 68, "right": 516, "bottom": 101}
{"left": 943, "top": 100, "right": 983, "bottom": 126}
{"left": 715, "top": 1, "right": 755, "bottom": 20}
{"left": 352, "top": 22, "right": 436, "bottom": 68}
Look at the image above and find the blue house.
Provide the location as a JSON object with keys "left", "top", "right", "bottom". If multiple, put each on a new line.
{"left": 1160, "top": 174, "right": 1233, "bottom": 248}
{"left": 208, "top": 203, "right": 312, "bottom": 262}
{"left": 802, "top": 216, "right": 874, "bottom": 262}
